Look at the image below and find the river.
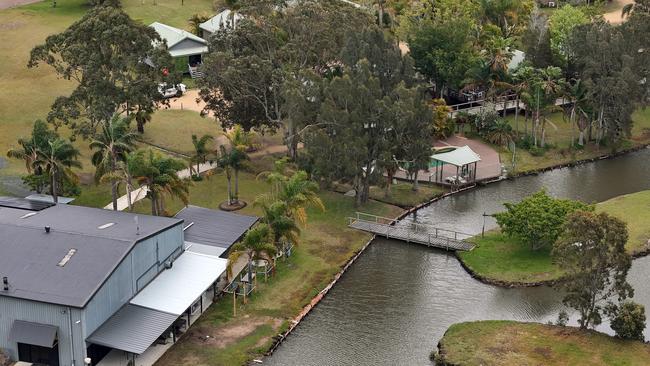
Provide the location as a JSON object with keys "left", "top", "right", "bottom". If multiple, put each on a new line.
{"left": 265, "top": 148, "right": 650, "bottom": 366}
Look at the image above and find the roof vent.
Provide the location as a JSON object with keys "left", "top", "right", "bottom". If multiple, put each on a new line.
{"left": 20, "top": 212, "right": 37, "bottom": 219}
{"left": 45, "top": 226, "right": 51, "bottom": 233}
{"left": 57, "top": 249, "right": 77, "bottom": 267}
{"left": 98, "top": 222, "right": 115, "bottom": 230}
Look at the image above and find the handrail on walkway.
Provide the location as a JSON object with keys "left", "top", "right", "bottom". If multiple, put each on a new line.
{"left": 350, "top": 212, "right": 474, "bottom": 240}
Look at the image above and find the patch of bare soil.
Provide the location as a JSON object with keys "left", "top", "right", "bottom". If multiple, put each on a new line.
{"left": 188, "top": 316, "right": 282, "bottom": 349}
{"left": 0, "top": 20, "right": 25, "bottom": 30}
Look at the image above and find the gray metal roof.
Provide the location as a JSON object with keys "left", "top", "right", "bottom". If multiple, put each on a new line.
{"left": 175, "top": 205, "right": 257, "bottom": 252}
{"left": 9, "top": 320, "right": 58, "bottom": 348}
{"left": 0, "top": 199, "right": 183, "bottom": 307}
{"left": 87, "top": 304, "right": 178, "bottom": 354}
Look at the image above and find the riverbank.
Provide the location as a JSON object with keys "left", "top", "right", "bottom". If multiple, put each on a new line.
{"left": 456, "top": 189, "right": 650, "bottom": 287}
{"left": 434, "top": 320, "right": 650, "bottom": 366}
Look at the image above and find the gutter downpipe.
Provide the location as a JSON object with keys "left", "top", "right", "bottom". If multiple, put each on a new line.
{"left": 67, "top": 307, "right": 75, "bottom": 366}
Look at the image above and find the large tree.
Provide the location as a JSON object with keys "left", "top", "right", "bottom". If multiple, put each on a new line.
{"left": 494, "top": 190, "right": 591, "bottom": 250}
{"left": 568, "top": 20, "right": 642, "bottom": 142}
{"left": 553, "top": 211, "right": 633, "bottom": 329}
{"left": 199, "top": 0, "right": 372, "bottom": 141}
{"left": 7, "top": 120, "right": 58, "bottom": 194}
{"left": 28, "top": 5, "right": 176, "bottom": 137}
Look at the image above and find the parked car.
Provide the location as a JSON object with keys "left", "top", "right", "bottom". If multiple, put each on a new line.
{"left": 158, "top": 83, "right": 186, "bottom": 99}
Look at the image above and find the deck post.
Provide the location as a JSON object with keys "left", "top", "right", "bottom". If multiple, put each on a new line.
{"left": 435, "top": 228, "right": 438, "bottom": 237}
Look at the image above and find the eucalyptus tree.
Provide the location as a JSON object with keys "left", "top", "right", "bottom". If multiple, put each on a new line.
{"left": 199, "top": 0, "right": 372, "bottom": 149}
{"left": 90, "top": 115, "right": 138, "bottom": 210}
{"left": 569, "top": 20, "right": 642, "bottom": 142}
{"left": 34, "top": 138, "right": 82, "bottom": 204}
{"left": 28, "top": 5, "right": 176, "bottom": 138}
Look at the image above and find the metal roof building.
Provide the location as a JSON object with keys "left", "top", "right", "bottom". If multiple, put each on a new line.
{"left": 0, "top": 198, "right": 254, "bottom": 366}
{"left": 149, "top": 22, "right": 208, "bottom": 58}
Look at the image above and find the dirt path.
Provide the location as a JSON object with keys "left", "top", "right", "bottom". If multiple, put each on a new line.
{"left": 603, "top": 0, "right": 633, "bottom": 24}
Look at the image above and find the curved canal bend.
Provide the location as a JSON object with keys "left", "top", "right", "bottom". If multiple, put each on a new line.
{"left": 265, "top": 148, "right": 650, "bottom": 366}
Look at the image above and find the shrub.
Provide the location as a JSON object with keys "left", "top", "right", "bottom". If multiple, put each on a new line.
{"left": 609, "top": 301, "right": 646, "bottom": 341}
{"left": 0, "top": 349, "right": 11, "bottom": 366}
{"left": 556, "top": 310, "right": 569, "bottom": 326}
{"left": 494, "top": 190, "right": 593, "bottom": 250}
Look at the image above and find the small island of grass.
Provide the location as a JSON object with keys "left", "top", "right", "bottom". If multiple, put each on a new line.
{"left": 458, "top": 190, "right": 650, "bottom": 286}
{"left": 435, "top": 320, "right": 650, "bottom": 366}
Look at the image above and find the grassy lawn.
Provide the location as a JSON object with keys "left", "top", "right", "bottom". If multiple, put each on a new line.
{"left": 500, "top": 109, "right": 650, "bottom": 174}
{"left": 597, "top": 190, "right": 650, "bottom": 255}
{"left": 459, "top": 189, "right": 650, "bottom": 285}
{"left": 437, "top": 320, "right": 650, "bottom": 366}
{"left": 460, "top": 232, "right": 563, "bottom": 284}
{"left": 332, "top": 182, "right": 446, "bottom": 208}
{"left": 0, "top": 0, "right": 214, "bottom": 185}
{"left": 142, "top": 170, "right": 403, "bottom": 365}
{"left": 138, "top": 109, "right": 222, "bottom": 156}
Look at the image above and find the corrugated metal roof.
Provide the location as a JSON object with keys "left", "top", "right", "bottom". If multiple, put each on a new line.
{"left": 9, "top": 320, "right": 58, "bottom": 348}
{"left": 199, "top": 10, "right": 243, "bottom": 33}
{"left": 0, "top": 202, "right": 183, "bottom": 307}
{"left": 175, "top": 205, "right": 257, "bottom": 251}
{"left": 130, "top": 251, "right": 227, "bottom": 315}
{"left": 0, "top": 196, "right": 54, "bottom": 211}
{"left": 25, "top": 194, "right": 75, "bottom": 204}
{"left": 150, "top": 22, "right": 206, "bottom": 48}
{"left": 87, "top": 304, "right": 178, "bottom": 355}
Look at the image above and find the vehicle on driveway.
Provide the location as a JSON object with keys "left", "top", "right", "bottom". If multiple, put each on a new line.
{"left": 158, "top": 83, "right": 186, "bottom": 99}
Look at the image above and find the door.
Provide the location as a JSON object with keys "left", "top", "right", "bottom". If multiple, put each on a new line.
{"left": 18, "top": 342, "right": 60, "bottom": 366}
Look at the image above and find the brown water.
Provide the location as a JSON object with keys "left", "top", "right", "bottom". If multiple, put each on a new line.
{"left": 265, "top": 148, "right": 650, "bottom": 366}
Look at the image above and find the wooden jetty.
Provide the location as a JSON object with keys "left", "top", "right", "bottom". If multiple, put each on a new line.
{"left": 348, "top": 212, "right": 475, "bottom": 251}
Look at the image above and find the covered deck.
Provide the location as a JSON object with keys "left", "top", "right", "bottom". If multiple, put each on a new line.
{"left": 89, "top": 251, "right": 227, "bottom": 366}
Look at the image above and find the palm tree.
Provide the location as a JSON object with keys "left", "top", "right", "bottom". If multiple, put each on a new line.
{"left": 226, "top": 224, "right": 276, "bottom": 302}
{"left": 100, "top": 160, "right": 135, "bottom": 211}
{"left": 257, "top": 169, "right": 324, "bottom": 226}
{"left": 217, "top": 144, "right": 248, "bottom": 205}
{"left": 190, "top": 134, "right": 214, "bottom": 177}
{"left": 484, "top": 120, "right": 515, "bottom": 146}
{"left": 34, "top": 138, "right": 82, "bottom": 203}
{"left": 188, "top": 13, "right": 211, "bottom": 36}
{"left": 128, "top": 149, "right": 190, "bottom": 216}
{"left": 259, "top": 200, "right": 300, "bottom": 254}
{"left": 224, "top": 124, "right": 255, "bottom": 151}
{"left": 90, "top": 115, "right": 137, "bottom": 210}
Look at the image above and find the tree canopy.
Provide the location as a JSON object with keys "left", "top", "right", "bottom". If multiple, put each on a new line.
{"left": 28, "top": 5, "right": 176, "bottom": 137}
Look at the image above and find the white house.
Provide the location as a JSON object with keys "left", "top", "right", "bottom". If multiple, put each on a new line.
{"left": 149, "top": 22, "right": 208, "bottom": 76}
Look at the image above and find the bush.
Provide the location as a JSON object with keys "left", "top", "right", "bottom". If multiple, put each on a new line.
{"left": 556, "top": 310, "right": 569, "bottom": 326}
{"left": 529, "top": 145, "right": 546, "bottom": 156}
{"left": 494, "top": 190, "right": 593, "bottom": 250}
{"left": 610, "top": 301, "right": 646, "bottom": 341}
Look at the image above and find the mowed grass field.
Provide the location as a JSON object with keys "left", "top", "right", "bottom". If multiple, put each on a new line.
{"left": 437, "top": 320, "right": 650, "bottom": 366}
{"left": 0, "top": 0, "right": 214, "bottom": 180}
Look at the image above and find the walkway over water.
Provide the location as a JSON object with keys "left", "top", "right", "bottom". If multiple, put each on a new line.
{"left": 348, "top": 212, "right": 475, "bottom": 251}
